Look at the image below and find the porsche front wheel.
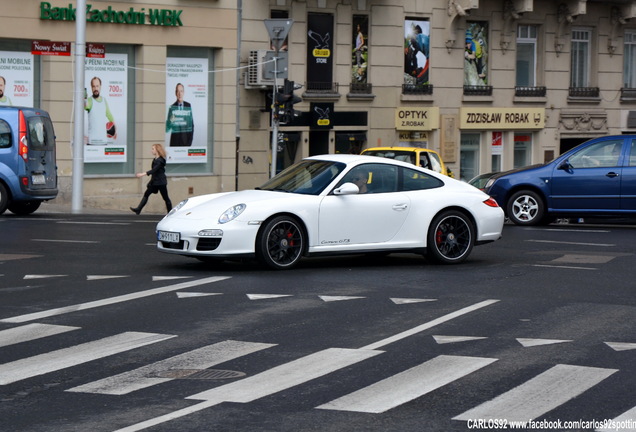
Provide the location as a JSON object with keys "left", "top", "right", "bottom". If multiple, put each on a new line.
{"left": 426, "top": 210, "right": 475, "bottom": 264}
{"left": 257, "top": 216, "right": 305, "bottom": 270}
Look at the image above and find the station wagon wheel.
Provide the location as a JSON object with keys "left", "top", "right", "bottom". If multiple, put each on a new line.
{"left": 257, "top": 216, "right": 305, "bottom": 270}
{"left": 0, "top": 183, "right": 8, "bottom": 215}
{"left": 507, "top": 190, "right": 545, "bottom": 226}
{"left": 426, "top": 210, "right": 474, "bottom": 264}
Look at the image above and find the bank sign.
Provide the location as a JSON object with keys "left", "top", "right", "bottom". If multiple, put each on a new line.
{"left": 40, "top": 2, "right": 183, "bottom": 26}
{"left": 460, "top": 107, "right": 545, "bottom": 130}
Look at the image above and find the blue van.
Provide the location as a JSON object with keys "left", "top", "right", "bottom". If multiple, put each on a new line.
{"left": 0, "top": 106, "right": 57, "bottom": 215}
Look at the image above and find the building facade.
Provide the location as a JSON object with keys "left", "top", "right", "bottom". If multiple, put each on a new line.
{"left": 238, "top": 0, "right": 636, "bottom": 188}
{"left": 1, "top": 0, "right": 238, "bottom": 212}
{"left": 2, "top": 0, "right": 636, "bottom": 211}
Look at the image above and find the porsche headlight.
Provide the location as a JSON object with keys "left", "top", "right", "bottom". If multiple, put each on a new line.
{"left": 219, "top": 203, "right": 246, "bottom": 224}
{"left": 166, "top": 199, "right": 188, "bottom": 217}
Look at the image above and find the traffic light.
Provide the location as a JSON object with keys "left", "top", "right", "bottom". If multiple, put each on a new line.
{"left": 275, "top": 79, "right": 302, "bottom": 124}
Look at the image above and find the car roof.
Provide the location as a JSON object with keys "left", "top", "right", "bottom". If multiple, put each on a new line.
{"left": 363, "top": 146, "right": 438, "bottom": 153}
{"left": 307, "top": 153, "right": 417, "bottom": 168}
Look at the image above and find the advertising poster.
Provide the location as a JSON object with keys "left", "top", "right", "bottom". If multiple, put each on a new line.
{"left": 0, "top": 51, "right": 34, "bottom": 107}
{"left": 464, "top": 21, "right": 489, "bottom": 86}
{"left": 404, "top": 19, "right": 430, "bottom": 86}
{"left": 165, "top": 57, "right": 208, "bottom": 164}
{"left": 83, "top": 53, "right": 128, "bottom": 163}
{"left": 307, "top": 13, "right": 333, "bottom": 85}
{"left": 351, "top": 15, "right": 368, "bottom": 84}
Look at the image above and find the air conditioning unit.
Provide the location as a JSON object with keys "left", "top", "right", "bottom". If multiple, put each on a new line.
{"left": 245, "top": 50, "right": 286, "bottom": 89}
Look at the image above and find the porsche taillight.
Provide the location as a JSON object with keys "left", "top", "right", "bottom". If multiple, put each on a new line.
{"left": 18, "top": 110, "right": 28, "bottom": 162}
{"left": 483, "top": 197, "right": 500, "bottom": 208}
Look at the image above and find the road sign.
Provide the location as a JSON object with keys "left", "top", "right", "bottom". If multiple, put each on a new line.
{"left": 264, "top": 19, "right": 293, "bottom": 52}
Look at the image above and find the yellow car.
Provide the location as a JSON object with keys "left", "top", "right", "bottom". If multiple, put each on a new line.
{"left": 361, "top": 146, "right": 453, "bottom": 177}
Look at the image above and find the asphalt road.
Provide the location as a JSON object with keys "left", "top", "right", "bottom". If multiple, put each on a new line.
{"left": 1, "top": 213, "right": 635, "bottom": 432}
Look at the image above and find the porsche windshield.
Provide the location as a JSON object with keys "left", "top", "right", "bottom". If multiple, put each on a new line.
{"left": 258, "top": 160, "right": 346, "bottom": 195}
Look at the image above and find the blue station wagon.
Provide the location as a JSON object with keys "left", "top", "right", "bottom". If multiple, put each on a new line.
{"left": 0, "top": 106, "right": 58, "bottom": 215}
{"left": 484, "top": 135, "right": 636, "bottom": 225}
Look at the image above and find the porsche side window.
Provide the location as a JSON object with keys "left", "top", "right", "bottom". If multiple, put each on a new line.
{"left": 568, "top": 139, "right": 623, "bottom": 168}
{"left": 337, "top": 163, "right": 398, "bottom": 194}
{"left": 400, "top": 167, "right": 444, "bottom": 191}
{"left": 0, "top": 120, "right": 11, "bottom": 149}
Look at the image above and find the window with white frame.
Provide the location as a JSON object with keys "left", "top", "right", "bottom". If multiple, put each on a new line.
{"left": 570, "top": 28, "right": 591, "bottom": 88}
{"left": 624, "top": 31, "right": 636, "bottom": 88}
{"left": 516, "top": 25, "right": 537, "bottom": 86}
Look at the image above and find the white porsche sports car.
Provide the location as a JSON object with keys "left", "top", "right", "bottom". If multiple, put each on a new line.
{"left": 156, "top": 154, "right": 504, "bottom": 269}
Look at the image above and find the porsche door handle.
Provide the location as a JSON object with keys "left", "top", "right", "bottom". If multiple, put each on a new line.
{"left": 392, "top": 204, "right": 408, "bottom": 211}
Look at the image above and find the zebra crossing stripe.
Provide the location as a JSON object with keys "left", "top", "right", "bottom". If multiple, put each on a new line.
{"left": 596, "top": 406, "right": 636, "bottom": 431}
{"left": 0, "top": 332, "right": 175, "bottom": 385}
{"left": 316, "top": 355, "right": 497, "bottom": 413}
{"left": 114, "top": 348, "right": 383, "bottom": 432}
{"left": 0, "top": 323, "right": 80, "bottom": 348}
{"left": 67, "top": 340, "right": 276, "bottom": 395}
{"left": 453, "top": 364, "right": 618, "bottom": 423}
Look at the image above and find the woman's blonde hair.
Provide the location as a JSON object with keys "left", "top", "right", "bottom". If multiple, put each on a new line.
{"left": 152, "top": 143, "right": 167, "bottom": 159}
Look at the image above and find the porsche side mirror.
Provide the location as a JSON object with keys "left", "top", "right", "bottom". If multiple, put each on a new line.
{"left": 333, "top": 182, "right": 360, "bottom": 195}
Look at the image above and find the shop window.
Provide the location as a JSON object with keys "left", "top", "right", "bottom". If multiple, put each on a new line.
{"left": 335, "top": 132, "right": 366, "bottom": 154}
{"left": 515, "top": 25, "right": 545, "bottom": 97}
{"left": 460, "top": 133, "right": 480, "bottom": 181}
{"left": 569, "top": 28, "right": 598, "bottom": 98}
{"left": 514, "top": 133, "right": 532, "bottom": 168}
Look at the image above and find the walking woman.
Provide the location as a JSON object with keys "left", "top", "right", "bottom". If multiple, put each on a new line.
{"left": 130, "top": 143, "right": 173, "bottom": 214}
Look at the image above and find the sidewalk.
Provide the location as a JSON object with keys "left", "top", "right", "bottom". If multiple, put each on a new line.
{"left": 39, "top": 201, "right": 165, "bottom": 215}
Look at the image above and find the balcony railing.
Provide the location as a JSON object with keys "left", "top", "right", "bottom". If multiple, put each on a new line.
{"left": 568, "top": 87, "right": 599, "bottom": 98}
{"left": 305, "top": 81, "right": 339, "bottom": 94}
{"left": 402, "top": 83, "right": 433, "bottom": 95}
{"left": 621, "top": 88, "right": 636, "bottom": 99}
{"left": 463, "top": 85, "right": 493, "bottom": 96}
{"left": 349, "top": 82, "right": 373, "bottom": 94}
{"left": 515, "top": 86, "right": 546, "bottom": 97}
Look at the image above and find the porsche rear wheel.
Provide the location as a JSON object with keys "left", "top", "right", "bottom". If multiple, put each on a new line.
{"left": 426, "top": 210, "right": 474, "bottom": 264}
{"left": 257, "top": 216, "right": 305, "bottom": 270}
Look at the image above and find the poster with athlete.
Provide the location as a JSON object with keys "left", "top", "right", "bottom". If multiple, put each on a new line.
{"left": 404, "top": 19, "right": 430, "bottom": 86}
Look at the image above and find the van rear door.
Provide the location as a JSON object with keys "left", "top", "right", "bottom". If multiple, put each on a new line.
{"left": 22, "top": 112, "right": 57, "bottom": 192}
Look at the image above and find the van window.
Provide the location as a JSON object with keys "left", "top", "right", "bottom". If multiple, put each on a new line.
{"left": 0, "top": 120, "right": 11, "bottom": 148}
{"left": 28, "top": 117, "right": 54, "bottom": 150}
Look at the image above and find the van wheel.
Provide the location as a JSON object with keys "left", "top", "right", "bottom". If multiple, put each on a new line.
{"left": 8, "top": 200, "right": 41, "bottom": 215}
{"left": 0, "top": 183, "right": 8, "bottom": 215}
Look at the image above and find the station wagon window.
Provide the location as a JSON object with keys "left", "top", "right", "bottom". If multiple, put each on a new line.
{"left": 400, "top": 167, "right": 444, "bottom": 191}
{"left": 0, "top": 120, "right": 11, "bottom": 148}
{"left": 630, "top": 139, "right": 636, "bottom": 166}
{"left": 568, "top": 139, "right": 622, "bottom": 168}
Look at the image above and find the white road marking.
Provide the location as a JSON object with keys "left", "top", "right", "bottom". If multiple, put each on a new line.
{"left": 24, "top": 274, "right": 67, "bottom": 279}
{"left": 317, "top": 355, "right": 497, "bottom": 413}
{"left": 0, "top": 323, "right": 80, "bottom": 348}
{"left": 532, "top": 264, "right": 598, "bottom": 270}
{"left": 57, "top": 221, "right": 130, "bottom": 225}
{"left": 176, "top": 292, "right": 222, "bottom": 298}
{"left": 605, "top": 342, "right": 636, "bottom": 351}
{"left": 0, "top": 332, "right": 175, "bottom": 385}
{"left": 246, "top": 294, "right": 293, "bottom": 300}
{"left": 361, "top": 299, "right": 500, "bottom": 350}
{"left": 0, "top": 276, "right": 230, "bottom": 324}
{"left": 319, "top": 296, "right": 366, "bottom": 302}
{"left": 597, "top": 406, "right": 636, "bottom": 431}
{"left": 433, "top": 335, "right": 487, "bottom": 344}
{"left": 516, "top": 338, "right": 573, "bottom": 347}
{"left": 525, "top": 228, "right": 610, "bottom": 233}
{"left": 391, "top": 298, "right": 437, "bottom": 304}
{"left": 152, "top": 276, "right": 193, "bottom": 281}
{"left": 32, "top": 239, "right": 99, "bottom": 244}
{"left": 453, "top": 364, "right": 618, "bottom": 423}
{"left": 67, "top": 340, "right": 276, "bottom": 395}
{"left": 87, "top": 275, "right": 129, "bottom": 280}
{"left": 113, "top": 299, "right": 500, "bottom": 431}
{"left": 526, "top": 239, "right": 614, "bottom": 247}
{"left": 114, "top": 348, "right": 382, "bottom": 432}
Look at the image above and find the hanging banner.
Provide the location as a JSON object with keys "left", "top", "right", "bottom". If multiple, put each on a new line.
{"left": 352, "top": 15, "right": 368, "bottom": 84}
{"left": 307, "top": 13, "right": 333, "bottom": 85}
{"left": 0, "top": 51, "right": 34, "bottom": 107}
{"left": 83, "top": 53, "right": 129, "bottom": 163}
{"left": 165, "top": 57, "right": 209, "bottom": 164}
{"left": 404, "top": 19, "right": 430, "bottom": 86}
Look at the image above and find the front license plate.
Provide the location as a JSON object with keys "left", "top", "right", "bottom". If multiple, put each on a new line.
{"left": 158, "top": 231, "right": 180, "bottom": 243}
{"left": 32, "top": 174, "right": 46, "bottom": 185}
